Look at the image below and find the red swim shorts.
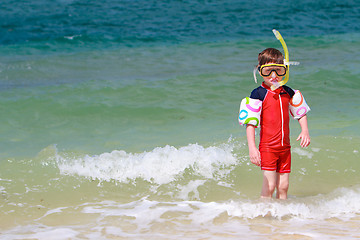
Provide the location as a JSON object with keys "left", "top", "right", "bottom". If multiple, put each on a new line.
{"left": 260, "top": 149, "right": 291, "bottom": 173}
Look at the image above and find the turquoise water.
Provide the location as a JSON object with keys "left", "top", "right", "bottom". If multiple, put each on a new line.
{"left": 1, "top": 0, "right": 360, "bottom": 239}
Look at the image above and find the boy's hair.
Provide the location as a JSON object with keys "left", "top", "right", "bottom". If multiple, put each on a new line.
{"left": 258, "top": 48, "right": 284, "bottom": 66}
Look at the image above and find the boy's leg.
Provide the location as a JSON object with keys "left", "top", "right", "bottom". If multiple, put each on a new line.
{"left": 261, "top": 170, "right": 277, "bottom": 198}
{"left": 275, "top": 149, "right": 291, "bottom": 199}
{"left": 276, "top": 173, "right": 290, "bottom": 199}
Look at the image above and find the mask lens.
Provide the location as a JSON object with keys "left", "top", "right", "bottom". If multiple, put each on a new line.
{"left": 260, "top": 65, "right": 287, "bottom": 76}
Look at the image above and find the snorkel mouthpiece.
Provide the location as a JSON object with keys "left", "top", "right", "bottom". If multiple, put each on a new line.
{"left": 270, "top": 78, "right": 281, "bottom": 90}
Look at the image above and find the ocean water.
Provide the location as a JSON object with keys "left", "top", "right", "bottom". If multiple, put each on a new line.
{"left": 1, "top": 0, "right": 360, "bottom": 239}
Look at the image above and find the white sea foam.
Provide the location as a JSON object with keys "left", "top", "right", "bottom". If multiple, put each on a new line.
{"left": 292, "top": 147, "right": 314, "bottom": 159}
{"left": 80, "top": 186, "right": 360, "bottom": 223}
{"left": 177, "top": 180, "right": 206, "bottom": 200}
{"left": 64, "top": 35, "right": 82, "bottom": 40}
{"left": 311, "top": 147, "right": 321, "bottom": 152}
{"left": 54, "top": 143, "right": 239, "bottom": 185}
{"left": 2, "top": 187, "right": 360, "bottom": 240}
{"left": 70, "top": 186, "right": 360, "bottom": 240}
{"left": 39, "top": 207, "right": 68, "bottom": 219}
{"left": 0, "top": 224, "right": 79, "bottom": 240}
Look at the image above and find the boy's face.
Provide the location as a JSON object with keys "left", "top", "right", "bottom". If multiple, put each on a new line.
{"left": 259, "top": 62, "right": 285, "bottom": 88}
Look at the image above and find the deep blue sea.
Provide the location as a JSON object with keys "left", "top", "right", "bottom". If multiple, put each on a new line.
{"left": 1, "top": 0, "right": 360, "bottom": 239}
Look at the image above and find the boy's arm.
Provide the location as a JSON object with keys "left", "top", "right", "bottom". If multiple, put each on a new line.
{"left": 246, "top": 125, "right": 261, "bottom": 166}
{"left": 296, "top": 115, "right": 311, "bottom": 148}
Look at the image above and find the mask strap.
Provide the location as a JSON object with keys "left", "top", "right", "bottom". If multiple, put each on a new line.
{"left": 253, "top": 67, "right": 258, "bottom": 83}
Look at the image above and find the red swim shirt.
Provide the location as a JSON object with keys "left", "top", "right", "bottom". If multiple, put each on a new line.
{"left": 250, "top": 83, "right": 295, "bottom": 152}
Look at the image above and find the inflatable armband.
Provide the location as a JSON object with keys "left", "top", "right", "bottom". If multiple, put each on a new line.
{"left": 238, "top": 97, "right": 262, "bottom": 127}
{"left": 289, "top": 90, "right": 310, "bottom": 119}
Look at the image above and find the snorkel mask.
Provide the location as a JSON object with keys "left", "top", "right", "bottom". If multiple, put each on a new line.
{"left": 253, "top": 29, "right": 300, "bottom": 90}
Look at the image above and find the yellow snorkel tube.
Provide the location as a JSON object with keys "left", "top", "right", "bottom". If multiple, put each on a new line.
{"left": 270, "top": 29, "right": 299, "bottom": 90}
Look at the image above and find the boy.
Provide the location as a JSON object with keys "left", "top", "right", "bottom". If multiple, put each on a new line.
{"left": 241, "top": 48, "right": 310, "bottom": 200}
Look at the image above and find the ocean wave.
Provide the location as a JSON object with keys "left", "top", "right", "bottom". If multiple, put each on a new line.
{"left": 2, "top": 186, "right": 360, "bottom": 239}
{"left": 53, "top": 143, "right": 242, "bottom": 185}
{"left": 79, "top": 186, "right": 360, "bottom": 222}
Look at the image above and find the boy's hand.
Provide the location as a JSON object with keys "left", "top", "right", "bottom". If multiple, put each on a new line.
{"left": 249, "top": 146, "right": 261, "bottom": 166}
{"left": 297, "top": 130, "right": 310, "bottom": 148}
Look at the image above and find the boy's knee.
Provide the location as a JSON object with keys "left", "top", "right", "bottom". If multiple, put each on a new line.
{"left": 278, "top": 181, "right": 289, "bottom": 193}
{"left": 268, "top": 182, "right": 277, "bottom": 192}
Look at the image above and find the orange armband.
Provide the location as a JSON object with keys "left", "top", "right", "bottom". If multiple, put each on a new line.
{"left": 289, "top": 90, "right": 310, "bottom": 119}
